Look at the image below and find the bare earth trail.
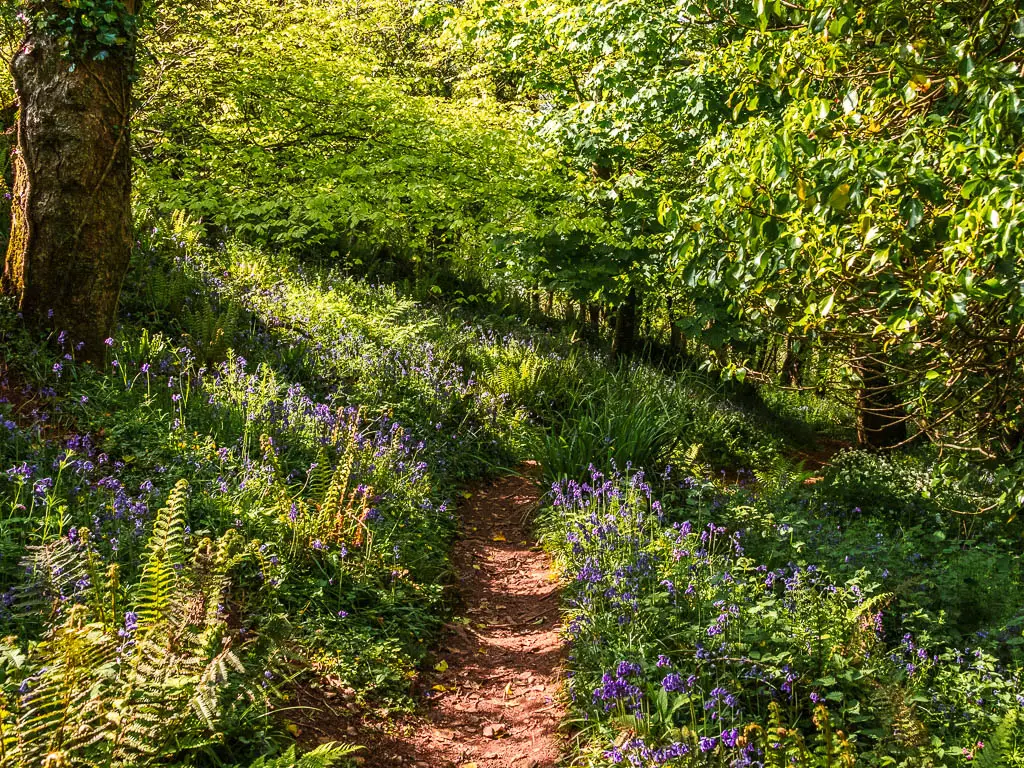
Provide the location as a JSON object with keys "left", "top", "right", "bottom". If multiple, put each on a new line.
{"left": 326, "top": 470, "right": 566, "bottom": 767}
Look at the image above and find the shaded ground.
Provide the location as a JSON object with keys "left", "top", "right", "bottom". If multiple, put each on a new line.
{"left": 295, "top": 468, "right": 565, "bottom": 767}
{"left": 786, "top": 436, "right": 851, "bottom": 472}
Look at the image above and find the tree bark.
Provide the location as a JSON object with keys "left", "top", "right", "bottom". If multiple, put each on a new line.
{"left": 3, "top": 18, "right": 136, "bottom": 364}
{"left": 756, "top": 338, "right": 775, "bottom": 376}
{"left": 0, "top": 101, "right": 14, "bottom": 257}
{"left": 780, "top": 337, "right": 803, "bottom": 387}
{"left": 563, "top": 298, "right": 576, "bottom": 322}
{"left": 611, "top": 287, "right": 639, "bottom": 362}
{"left": 855, "top": 356, "right": 909, "bottom": 449}
{"left": 667, "top": 296, "right": 682, "bottom": 354}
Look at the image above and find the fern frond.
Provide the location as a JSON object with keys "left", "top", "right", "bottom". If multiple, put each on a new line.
{"left": 975, "top": 709, "right": 1018, "bottom": 768}
{"left": 17, "top": 540, "right": 89, "bottom": 622}
{"left": 135, "top": 480, "right": 189, "bottom": 634}
{"left": 246, "top": 742, "right": 364, "bottom": 768}
{"left": 10, "top": 608, "right": 116, "bottom": 768}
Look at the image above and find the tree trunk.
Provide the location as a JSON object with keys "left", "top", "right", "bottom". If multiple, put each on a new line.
{"left": 588, "top": 303, "right": 600, "bottom": 332}
{"left": 667, "top": 296, "right": 682, "bottom": 354}
{"left": 3, "top": 18, "right": 137, "bottom": 364}
{"left": 544, "top": 290, "right": 554, "bottom": 315}
{"left": 563, "top": 298, "right": 576, "bottom": 322}
{"left": 756, "top": 338, "right": 775, "bottom": 375}
{"left": 855, "top": 356, "right": 908, "bottom": 449}
{"left": 780, "top": 337, "right": 803, "bottom": 387}
{"left": 611, "top": 288, "right": 639, "bottom": 362}
{"left": 0, "top": 102, "right": 14, "bottom": 258}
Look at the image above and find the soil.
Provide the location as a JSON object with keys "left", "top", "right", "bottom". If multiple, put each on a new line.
{"left": 294, "top": 468, "right": 565, "bottom": 768}
{"left": 786, "top": 436, "right": 852, "bottom": 473}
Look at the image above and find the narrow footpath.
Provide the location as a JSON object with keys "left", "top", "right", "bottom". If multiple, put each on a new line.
{"left": 347, "top": 469, "right": 564, "bottom": 767}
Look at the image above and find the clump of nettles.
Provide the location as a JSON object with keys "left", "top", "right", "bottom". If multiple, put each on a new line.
{"left": 22, "top": 0, "right": 138, "bottom": 61}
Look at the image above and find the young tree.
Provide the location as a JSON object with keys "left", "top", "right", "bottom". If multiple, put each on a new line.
{"left": 2, "top": 1, "right": 140, "bottom": 363}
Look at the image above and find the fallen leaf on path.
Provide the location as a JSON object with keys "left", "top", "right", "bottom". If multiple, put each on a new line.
{"left": 492, "top": 534, "right": 507, "bottom": 542}
{"left": 434, "top": 660, "right": 449, "bottom": 672}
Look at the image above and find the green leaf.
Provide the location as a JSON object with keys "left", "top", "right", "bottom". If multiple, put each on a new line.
{"left": 902, "top": 198, "right": 923, "bottom": 230}
{"left": 816, "top": 291, "right": 834, "bottom": 317}
{"left": 828, "top": 183, "right": 852, "bottom": 210}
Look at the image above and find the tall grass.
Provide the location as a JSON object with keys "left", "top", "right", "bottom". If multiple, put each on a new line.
{"left": 540, "top": 367, "right": 682, "bottom": 483}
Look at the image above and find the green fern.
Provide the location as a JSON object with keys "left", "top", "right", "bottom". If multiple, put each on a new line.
{"left": 9, "top": 607, "right": 116, "bottom": 767}
{"left": 245, "top": 743, "right": 364, "bottom": 768}
{"left": 16, "top": 539, "right": 89, "bottom": 626}
{"left": 321, "top": 454, "right": 353, "bottom": 530}
{"left": 755, "top": 457, "right": 795, "bottom": 497}
{"left": 182, "top": 296, "right": 242, "bottom": 365}
{"left": 305, "top": 447, "right": 334, "bottom": 502}
{"left": 976, "top": 709, "right": 1022, "bottom": 767}
{"left": 134, "top": 479, "right": 189, "bottom": 634}
{"left": 0, "top": 480, "right": 274, "bottom": 768}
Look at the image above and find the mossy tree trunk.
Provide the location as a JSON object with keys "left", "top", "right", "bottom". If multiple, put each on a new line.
{"left": 0, "top": 101, "right": 14, "bottom": 256}
{"left": 2, "top": 7, "right": 138, "bottom": 365}
{"left": 780, "top": 336, "right": 804, "bottom": 386}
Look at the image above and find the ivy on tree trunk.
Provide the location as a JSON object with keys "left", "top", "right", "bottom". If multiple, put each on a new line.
{"left": 0, "top": 101, "right": 14, "bottom": 256}
{"left": 2, "top": 2, "right": 138, "bottom": 364}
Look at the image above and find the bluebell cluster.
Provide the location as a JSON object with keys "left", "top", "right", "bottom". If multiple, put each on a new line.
{"left": 546, "top": 466, "right": 1024, "bottom": 766}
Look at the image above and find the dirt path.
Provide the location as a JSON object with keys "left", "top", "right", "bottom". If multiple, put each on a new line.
{"left": 329, "top": 470, "right": 565, "bottom": 767}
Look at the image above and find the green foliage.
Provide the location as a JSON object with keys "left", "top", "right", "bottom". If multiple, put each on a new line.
{"left": 4, "top": 0, "right": 1024, "bottom": 764}
{"left": 674, "top": 0, "right": 1024, "bottom": 460}
{"left": 813, "top": 450, "right": 934, "bottom": 523}
{"left": 133, "top": 0, "right": 558, "bottom": 272}
{"left": 0, "top": 483, "right": 280, "bottom": 767}
{"left": 23, "top": 0, "right": 138, "bottom": 61}
{"left": 453, "top": 0, "right": 1024, "bottom": 501}
{"left": 540, "top": 367, "right": 679, "bottom": 483}
{"left": 242, "top": 742, "right": 363, "bottom": 768}
{"left": 546, "top": 468, "right": 1024, "bottom": 767}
